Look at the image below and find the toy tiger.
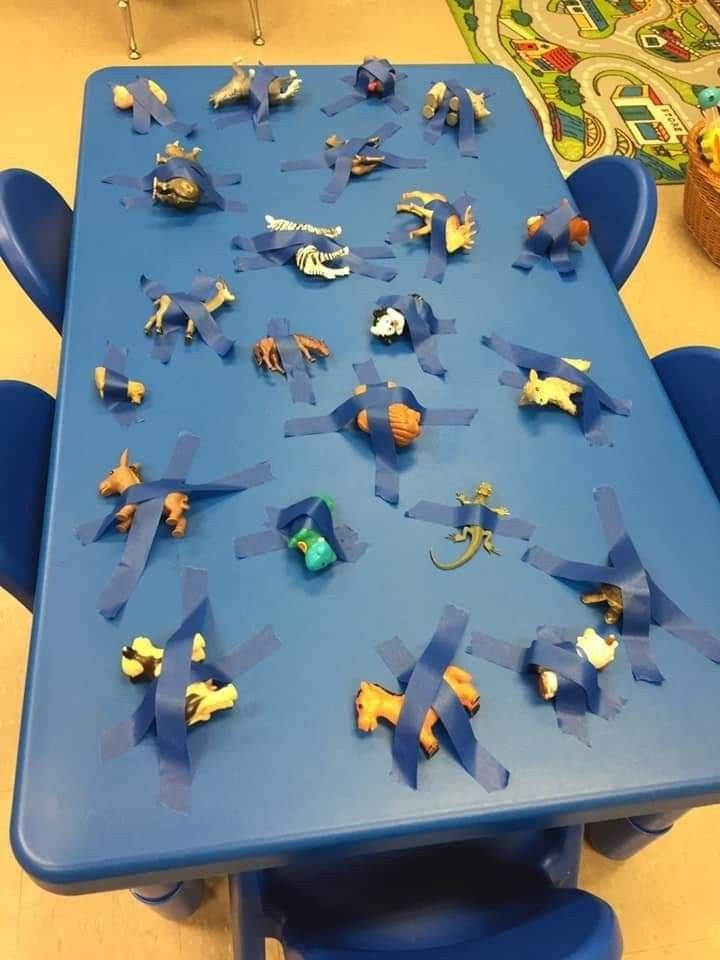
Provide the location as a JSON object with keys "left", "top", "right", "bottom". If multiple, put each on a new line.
{"left": 264, "top": 215, "right": 342, "bottom": 239}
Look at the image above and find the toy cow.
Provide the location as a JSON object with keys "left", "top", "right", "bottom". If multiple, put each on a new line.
{"left": 537, "top": 627, "right": 618, "bottom": 701}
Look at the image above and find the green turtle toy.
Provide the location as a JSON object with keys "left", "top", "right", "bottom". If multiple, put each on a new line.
{"left": 287, "top": 495, "right": 338, "bottom": 572}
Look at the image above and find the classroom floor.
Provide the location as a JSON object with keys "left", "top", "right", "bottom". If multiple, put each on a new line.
{"left": 2, "top": 1, "right": 719, "bottom": 957}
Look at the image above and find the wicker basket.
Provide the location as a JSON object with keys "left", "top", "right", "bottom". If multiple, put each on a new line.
{"left": 684, "top": 120, "right": 720, "bottom": 266}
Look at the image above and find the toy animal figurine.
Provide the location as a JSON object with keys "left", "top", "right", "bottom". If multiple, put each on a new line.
{"left": 184, "top": 680, "right": 238, "bottom": 726}
{"left": 396, "top": 191, "right": 476, "bottom": 254}
{"left": 286, "top": 494, "right": 338, "bottom": 571}
{"left": 355, "top": 665, "right": 480, "bottom": 758}
{"left": 353, "top": 381, "right": 422, "bottom": 447}
{"left": 208, "top": 59, "right": 302, "bottom": 109}
{"left": 113, "top": 79, "right": 167, "bottom": 110}
{"left": 370, "top": 303, "right": 407, "bottom": 342}
{"left": 263, "top": 215, "right": 351, "bottom": 280}
{"left": 581, "top": 583, "right": 624, "bottom": 625}
{"left": 94, "top": 367, "right": 146, "bottom": 406}
{"left": 145, "top": 278, "right": 235, "bottom": 340}
{"left": 430, "top": 483, "right": 511, "bottom": 571}
{"left": 537, "top": 628, "right": 618, "bottom": 701}
{"left": 519, "top": 358, "right": 592, "bottom": 416}
{"left": 253, "top": 334, "right": 330, "bottom": 374}
{"left": 700, "top": 122, "right": 720, "bottom": 174}
{"left": 324, "top": 134, "right": 385, "bottom": 176}
{"left": 422, "top": 81, "right": 490, "bottom": 126}
{"left": 152, "top": 141, "right": 205, "bottom": 209}
{"left": 98, "top": 448, "right": 190, "bottom": 538}
{"left": 121, "top": 633, "right": 207, "bottom": 682}
{"left": 527, "top": 201, "right": 590, "bottom": 247}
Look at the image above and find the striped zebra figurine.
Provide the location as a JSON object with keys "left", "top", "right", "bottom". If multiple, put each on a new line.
{"left": 265, "top": 215, "right": 351, "bottom": 280}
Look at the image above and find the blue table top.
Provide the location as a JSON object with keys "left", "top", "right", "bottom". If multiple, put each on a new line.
{"left": 12, "top": 65, "right": 720, "bottom": 894}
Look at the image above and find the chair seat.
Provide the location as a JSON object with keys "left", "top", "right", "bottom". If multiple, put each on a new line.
{"left": 287, "top": 889, "right": 621, "bottom": 960}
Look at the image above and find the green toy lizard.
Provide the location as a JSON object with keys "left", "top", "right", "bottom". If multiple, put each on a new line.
{"left": 430, "top": 483, "right": 510, "bottom": 571}
{"left": 287, "top": 494, "right": 338, "bottom": 572}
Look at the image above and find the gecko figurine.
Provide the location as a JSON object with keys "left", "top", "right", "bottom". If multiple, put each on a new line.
{"left": 430, "top": 483, "right": 510, "bottom": 571}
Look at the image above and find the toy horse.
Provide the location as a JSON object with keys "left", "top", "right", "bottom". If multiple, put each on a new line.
{"left": 145, "top": 278, "right": 235, "bottom": 340}
{"left": 98, "top": 448, "right": 190, "bottom": 538}
{"left": 253, "top": 333, "right": 330, "bottom": 374}
{"left": 536, "top": 628, "right": 618, "bottom": 701}
{"left": 355, "top": 665, "right": 480, "bottom": 757}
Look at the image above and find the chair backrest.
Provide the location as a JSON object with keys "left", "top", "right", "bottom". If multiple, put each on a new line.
{"left": 567, "top": 156, "right": 657, "bottom": 290}
{"left": 0, "top": 169, "right": 72, "bottom": 333}
{"left": 0, "top": 381, "right": 55, "bottom": 610}
{"left": 653, "top": 346, "right": 720, "bottom": 501}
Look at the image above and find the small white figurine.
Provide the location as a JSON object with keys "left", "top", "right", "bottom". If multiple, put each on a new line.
{"left": 370, "top": 305, "right": 406, "bottom": 343}
{"left": 537, "top": 627, "right": 618, "bottom": 701}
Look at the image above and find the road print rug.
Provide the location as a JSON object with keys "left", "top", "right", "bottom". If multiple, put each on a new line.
{"left": 447, "top": 0, "right": 720, "bottom": 183}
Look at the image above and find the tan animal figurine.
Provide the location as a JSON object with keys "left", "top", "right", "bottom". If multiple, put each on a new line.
{"left": 527, "top": 199, "right": 590, "bottom": 247}
{"left": 581, "top": 583, "right": 624, "bottom": 625}
{"left": 144, "top": 278, "right": 235, "bottom": 340}
{"left": 253, "top": 334, "right": 330, "bottom": 374}
{"left": 325, "top": 134, "right": 385, "bottom": 176}
{"left": 353, "top": 381, "right": 422, "bottom": 447}
{"left": 396, "top": 191, "right": 476, "bottom": 253}
{"left": 113, "top": 79, "right": 168, "bottom": 110}
{"left": 98, "top": 448, "right": 190, "bottom": 538}
{"left": 519, "top": 358, "right": 591, "bottom": 416}
{"left": 537, "top": 628, "right": 618, "bottom": 701}
{"left": 355, "top": 665, "right": 480, "bottom": 758}
{"left": 422, "top": 82, "right": 491, "bottom": 126}
{"left": 152, "top": 141, "right": 204, "bottom": 209}
{"left": 94, "top": 367, "right": 146, "bottom": 405}
{"left": 208, "top": 59, "right": 302, "bottom": 109}
{"left": 121, "top": 634, "right": 207, "bottom": 682}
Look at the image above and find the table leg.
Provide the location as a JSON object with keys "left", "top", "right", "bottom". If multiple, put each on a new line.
{"left": 585, "top": 809, "right": 688, "bottom": 860}
{"left": 117, "top": 0, "right": 141, "bottom": 60}
{"left": 130, "top": 879, "right": 205, "bottom": 919}
{"left": 247, "top": 0, "right": 265, "bottom": 46}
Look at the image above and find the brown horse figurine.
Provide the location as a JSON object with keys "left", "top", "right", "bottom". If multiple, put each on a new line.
{"left": 98, "top": 448, "right": 190, "bottom": 538}
{"left": 355, "top": 665, "right": 480, "bottom": 758}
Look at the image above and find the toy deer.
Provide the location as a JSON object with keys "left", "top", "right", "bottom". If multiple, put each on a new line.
{"left": 396, "top": 191, "right": 476, "bottom": 253}
{"left": 98, "top": 448, "right": 189, "bottom": 538}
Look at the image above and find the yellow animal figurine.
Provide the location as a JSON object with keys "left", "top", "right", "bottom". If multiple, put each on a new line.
{"left": 184, "top": 680, "right": 238, "bottom": 726}
{"left": 112, "top": 80, "right": 168, "bottom": 111}
{"left": 355, "top": 665, "right": 480, "bottom": 758}
{"left": 94, "top": 367, "right": 146, "bottom": 406}
{"left": 537, "top": 628, "right": 618, "bottom": 701}
{"left": 519, "top": 358, "right": 591, "bottom": 416}
{"left": 121, "top": 634, "right": 207, "bottom": 682}
{"left": 98, "top": 448, "right": 190, "bottom": 538}
{"left": 700, "top": 122, "right": 720, "bottom": 174}
{"left": 145, "top": 278, "right": 235, "bottom": 340}
{"left": 422, "top": 82, "right": 491, "bottom": 126}
{"left": 396, "top": 191, "right": 476, "bottom": 254}
{"left": 581, "top": 583, "right": 624, "bottom": 625}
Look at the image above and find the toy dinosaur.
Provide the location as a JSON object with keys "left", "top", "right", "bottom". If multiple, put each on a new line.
{"left": 355, "top": 665, "right": 480, "bottom": 758}
{"left": 536, "top": 628, "right": 618, "bottom": 701}
{"left": 430, "top": 483, "right": 510, "bottom": 571}
{"left": 519, "top": 358, "right": 592, "bottom": 416}
{"left": 286, "top": 494, "right": 338, "bottom": 571}
{"left": 208, "top": 59, "right": 302, "bottom": 109}
{"left": 253, "top": 334, "right": 330, "bottom": 374}
{"left": 422, "top": 81, "right": 490, "bottom": 126}
{"left": 580, "top": 583, "right": 624, "bottom": 625}
{"left": 396, "top": 191, "right": 476, "bottom": 253}
{"left": 145, "top": 278, "right": 235, "bottom": 340}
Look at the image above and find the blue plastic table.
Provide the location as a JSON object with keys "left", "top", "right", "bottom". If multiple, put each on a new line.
{"left": 12, "top": 65, "right": 720, "bottom": 895}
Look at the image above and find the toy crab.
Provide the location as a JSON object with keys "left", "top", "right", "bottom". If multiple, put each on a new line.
{"left": 253, "top": 334, "right": 330, "bottom": 374}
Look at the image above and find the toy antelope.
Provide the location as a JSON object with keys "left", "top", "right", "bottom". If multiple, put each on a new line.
{"left": 98, "top": 448, "right": 189, "bottom": 538}
{"left": 396, "top": 191, "right": 476, "bottom": 254}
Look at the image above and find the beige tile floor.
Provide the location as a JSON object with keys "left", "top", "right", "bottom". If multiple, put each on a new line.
{"left": 1, "top": 1, "right": 719, "bottom": 957}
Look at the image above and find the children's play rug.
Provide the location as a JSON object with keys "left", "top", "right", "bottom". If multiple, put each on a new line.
{"left": 447, "top": 0, "right": 720, "bottom": 183}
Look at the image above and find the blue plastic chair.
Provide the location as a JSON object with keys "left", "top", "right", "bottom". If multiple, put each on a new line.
{"left": 0, "top": 381, "right": 55, "bottom": 610}
{"left": 0, "top": 169, "right": 72, "bottom": 333}
{"left": 230, "top": 828, "right": 622, "bottom": 960}
{"left": 653, "top": 346, "right": 720, "bottom": 501}
{"left": 567, "top": 156, "right": 657, "bottom": 290}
